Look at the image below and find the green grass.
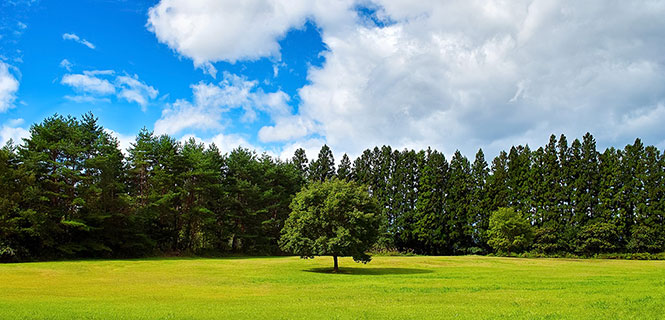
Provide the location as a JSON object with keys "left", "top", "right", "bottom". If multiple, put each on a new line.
{"left": 1, "top": 256, "right": 664, "bottom": 319}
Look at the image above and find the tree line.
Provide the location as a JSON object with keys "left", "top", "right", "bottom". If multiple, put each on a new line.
{"left": 1, "top": 113, "right": 663, "bottom": 261}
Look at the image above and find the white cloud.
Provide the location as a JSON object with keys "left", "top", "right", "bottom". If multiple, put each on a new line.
{"left": 59, "top": 59, "right": 73, "bottom": 71}
{"left": 147, "top": 0, "right": 308, "bottom": 64}
{"left": 61, "top": 73, "right": 115, "bottom": 95}
{"left": 181, "top": 132, "right": 264, "bottom": 156}
{"left": 154, "top": 72, "right": 290, "bottom": 135}
{"left": 291, "top": 1, "right": 665, "bottom": 156}
{"left": 62, "top": 33, "right": 96, "bottom": 49}
{"left": 115, "top": 75, "right": 159, "bottom": 110}
{"left": 258, "top": 115, "right": 315, "bottom": 143}
{"left": 0, "top": 61, "right": 19, "bottom": 112}
{"left": 278, "top": 137, "right": 326, "bottom": 162}
{"left": 146, "top": 0, "right": 356, "bottom": 75}
{"left": 64, "top": 95, "right": 111, "bottom": 104}
{"left": 60, "top": 70, "right": 158, "bottom": 109}
{"left": 1, "top": 118, "right": 29, "bottom": 146}
{"left": 147, "top": 0, "right": 665, "bottom": 157}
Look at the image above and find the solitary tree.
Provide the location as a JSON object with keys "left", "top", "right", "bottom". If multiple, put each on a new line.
{"left": 487, "top": 207, "right": 533, "bottom": 255}
{"left": 279, "top": 179, "right": 381, "bottom": 272}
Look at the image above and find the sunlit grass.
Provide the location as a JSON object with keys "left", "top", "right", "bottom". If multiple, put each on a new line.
{"left": 1, "top": 256, "right": 664, "bottom": 319}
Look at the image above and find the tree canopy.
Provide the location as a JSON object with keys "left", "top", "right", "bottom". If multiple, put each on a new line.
{"left": 1, "top": 113, "right": 665, "bottom": 262}
{"left": 279, "top": 179, "right": 381, "bottom": 272}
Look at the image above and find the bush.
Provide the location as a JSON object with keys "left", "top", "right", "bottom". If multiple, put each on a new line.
{"left": 575, "top": 222, "right": 619, "bottom": 255}
{"left": 0, "top": 244, "right": 16, "bottom": 262}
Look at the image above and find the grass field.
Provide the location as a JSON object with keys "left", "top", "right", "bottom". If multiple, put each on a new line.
{"left": 1, "top": 256, "right": 664, "bottom": 319}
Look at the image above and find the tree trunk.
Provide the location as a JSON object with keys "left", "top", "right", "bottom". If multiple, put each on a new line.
{"left": 333, "top": 255, "right": 339, "bottom": 273}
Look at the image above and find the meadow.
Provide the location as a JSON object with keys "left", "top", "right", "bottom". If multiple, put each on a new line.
{"left": 1, "top": 256, "right": 664, "bottom": 319}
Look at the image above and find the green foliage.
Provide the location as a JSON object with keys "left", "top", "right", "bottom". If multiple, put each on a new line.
{"left": 487, "top": 208, "right": 533, "bottom": 254}
{"left": 2, "top": 113, "right": 665, "bottom": 261}
{"left": 308, "top": 144, "right": 335, "bottom": 182}
{"left": 413, "top": 148, "right": 448, "bottom": 254}
{"left": 575, "top": 222, "right": 619, "bottom": 255}
{"left": 279, "top": 179, "right": 381, "bottom": 269}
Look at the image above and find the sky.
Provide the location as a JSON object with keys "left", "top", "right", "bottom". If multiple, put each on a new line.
{"left": 1, "top": 0, "right": 665, "bottom": 161}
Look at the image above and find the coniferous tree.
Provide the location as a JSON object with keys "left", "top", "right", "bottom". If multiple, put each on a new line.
{"left": 292, "top": 148, "right": 309, "bottom": 181}
{"left": 618, "top": 139, "right": 647, "bottom": 249}
{"left": 308, "top": 145, "right": 336, "bottom": 182}
{"left": 488, "top": 151, "right": 509, "bottom": 210}
{"left": 337, "top": 153, "right": 352, "bottom": 181}
{"left": 446, "top": 151, "right": 474, "bottom": 254}
{"left": 0, "top": 143, "right": 24, "bottom": 261}
{"left": 627, "top": 145, "right": 664, "bottom": 253}
{"left": 413, "top": 148, "right": 448, "bottom": 254}
{"left": 393, "top": 149, "right": 423, "bottom": 250}
{"left": 470, "top": 149, "right": 491, "bottom": 251}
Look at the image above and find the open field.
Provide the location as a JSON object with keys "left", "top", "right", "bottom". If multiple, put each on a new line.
{"left": 1, "top": 256, "right": 664, "bottom": 319}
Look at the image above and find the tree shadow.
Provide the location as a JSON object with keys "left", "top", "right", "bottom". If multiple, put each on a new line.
{"left": 303, "top": 267, "right": 433, "bottom": 275}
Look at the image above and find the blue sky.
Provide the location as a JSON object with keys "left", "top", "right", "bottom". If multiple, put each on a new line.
{"left": 2, "top": 1, "right": 665, "bottom": 159}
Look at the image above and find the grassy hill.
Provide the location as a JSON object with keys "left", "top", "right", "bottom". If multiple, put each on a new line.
{"left": 1, "top": 256, "right": 664, "bottom": 319}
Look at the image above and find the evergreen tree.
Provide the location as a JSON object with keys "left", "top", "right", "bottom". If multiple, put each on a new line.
{"left": 0, "top": 143, "right": 24, "bottom": 261}
{"left": 627, "top": 145, "right": 664, "bottom": 253}
{"left": 487, "top": 151, "right": 509, "bottom": 210}
{"left": 619, "top": 139, "right": 647, "bottom": 249}
{"left": 470, "top": 149, "right": 491, "bottom": 251}
{"left": 506, "top": 145, "right": 532, "bottom": 215}
{"left": 291, "top": 148, "right": 309, "bottom": 181}
{"left": 413, "top": 148, "right": 448, "bottom": 254}
{"left": 446, "top": 150, "right": 473, "bottom": 254}
{"left": 308, "top": 145, "right": 335, "bottom": 182}
{"left": 337, "top": 153, "right": 352, "bottom": 181}
{"left": 393, "top": 149, "right": 423, "bottom": 251}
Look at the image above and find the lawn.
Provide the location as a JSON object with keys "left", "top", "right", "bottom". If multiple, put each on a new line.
{"left": 1, "top": 256, "right": 664, "bottom": 319}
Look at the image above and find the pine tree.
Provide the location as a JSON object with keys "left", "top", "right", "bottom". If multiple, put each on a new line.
{"left": 0, "top": 143, "right": 24, "bottom": 261}
{"left": 308, "top": 145, "right": 335, "bottom": 182}
{"left": 487, "top": 151, "right": 509, "bottom": 210}
{"left": 446, "top": 150, "right": 473, "bottom": 254}
{"left": 291, "top": 148, "right": 309, "bottom": 180}
{"left": 619, "top": 139, "right": 647, "bottom": 250}
{"left": 470, "top": 148, "right": 491, "bottom": 251}
{"left": 337, "top": 153, "right": 352, "bottom": 180}
{"left": 413, "top": 148, "right": 448, "bottom": 254}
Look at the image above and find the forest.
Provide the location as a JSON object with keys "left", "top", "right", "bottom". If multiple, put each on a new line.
{"left": 1, "top": 113, "right": 663, "bottom": 262}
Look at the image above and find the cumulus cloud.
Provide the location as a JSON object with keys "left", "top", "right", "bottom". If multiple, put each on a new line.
{"left": 0, "top": 61, "right": 19, "bottom": 112}
{"left": 62, "top": 33, "right": 96, "bottom": 49}
{"left": 278, "top": 137, "right": 327, "bottom": 162}
{"left": 0, "top": 118, "right": 29, "bottom": 146}
{"left": 273, "top": 0, "right": 665, "bottom": 156}
{"left": 61, "top": 73, "right": 115, "bottom": 95}
{"left": 115, "top": 75, "right": 159, "bottom": 110}
{"left": 60, "top": 70, "right": 158, "bottom": 109}
{"left": 146, "top": 0, "right": 356, "bottom": 75}
{"left": 147, "top": 0, "right": 665, "bottom": 157}
{"left": 154, "top": 72, "right": 290, "bottom": 135}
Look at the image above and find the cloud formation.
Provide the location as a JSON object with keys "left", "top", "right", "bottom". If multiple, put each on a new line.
{"left": 147, "top": 0, "right": 665, "bottom": 158}
{"left": 146, "top": 0, "right": 356, "bottom": 76}
{"left": 0, "top": 61, "right": 19, "bottom": 112}
{"left": 61, "top": 70, "right": 158, "bottom": 109}
{"left": 154, "top": 72, "right": 290, "bottom": 135}
{"left": 62, "top": 33, "right": 96, "bottom": 49}
{"left": 0, "top": 118, "right": 29, "bottom": 146}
